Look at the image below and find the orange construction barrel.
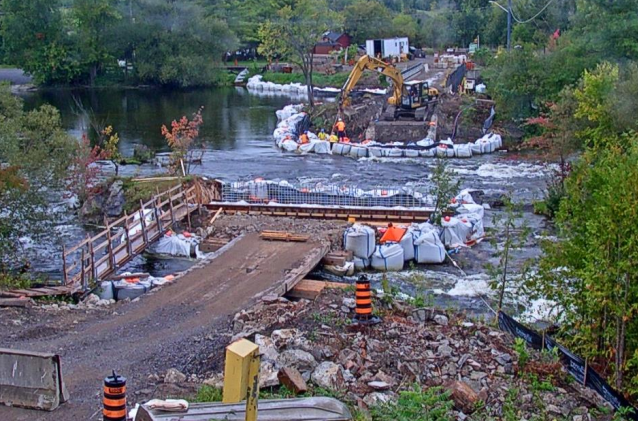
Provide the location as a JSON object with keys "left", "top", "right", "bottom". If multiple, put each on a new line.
{"left": 103, "top": 371, "right": 126, "bottom": 421}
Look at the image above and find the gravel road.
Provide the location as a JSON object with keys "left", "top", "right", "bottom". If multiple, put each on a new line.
{"left": 0, "top": 233, "right": 322, "bottom": 420}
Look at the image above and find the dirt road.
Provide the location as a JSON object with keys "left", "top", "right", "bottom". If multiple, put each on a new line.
{"left": 0, "top": 233, "right": 325, "bottom": 420}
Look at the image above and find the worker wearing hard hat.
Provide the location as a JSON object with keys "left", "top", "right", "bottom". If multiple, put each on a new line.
{"left": 334, "top": 118, "right": 346, "bottom": 142}
{"left": 299, "top": 131, "right": 310, "bottom": 144}
{"left": 317, "top": 128, "right": 327, "bottom": 141}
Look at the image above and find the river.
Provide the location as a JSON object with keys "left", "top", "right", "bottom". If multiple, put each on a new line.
{"left": 21, "top": 87, "right": 553, "bottom": 319}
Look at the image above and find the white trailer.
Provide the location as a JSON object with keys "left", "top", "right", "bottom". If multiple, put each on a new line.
{"left": 365, "top": 37, "right": 409, "bottom": 59}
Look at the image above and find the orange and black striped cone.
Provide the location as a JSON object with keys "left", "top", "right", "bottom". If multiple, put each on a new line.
{"left": 103, "top": 371, "right": 126, "bottom": 421}
{"left": 354, "top": 275, "right": 381, "bottom": 325}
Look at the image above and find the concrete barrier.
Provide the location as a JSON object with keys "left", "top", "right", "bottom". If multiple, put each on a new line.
{"left": 0, "top": 348, "right": 69, "bottom": 411}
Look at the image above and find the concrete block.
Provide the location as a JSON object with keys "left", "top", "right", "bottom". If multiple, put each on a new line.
{"left": 0, "top": 348, "right": 69, "bottom": 411}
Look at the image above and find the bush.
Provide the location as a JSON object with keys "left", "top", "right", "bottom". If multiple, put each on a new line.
{"left": 0, "top": 273, "right": 32, "bottom": 290}
{"left": 370, "top": 385, "right": 454, "bottom": 421}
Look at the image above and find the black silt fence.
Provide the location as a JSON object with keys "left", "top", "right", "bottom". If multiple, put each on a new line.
{"left": 446, "top": 64, "right": 467, "bottom": 94}
{"left": 498, "top": 311, "right": 638, "bottom": 419}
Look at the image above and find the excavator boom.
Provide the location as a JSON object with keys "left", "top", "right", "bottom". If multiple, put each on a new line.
{"left": 340, "top": 55, "right": 403, "bottom": 107}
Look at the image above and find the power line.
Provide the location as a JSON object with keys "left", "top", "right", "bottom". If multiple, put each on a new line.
{"left": 490, "top": 0, "right": 557, "bottom": 24}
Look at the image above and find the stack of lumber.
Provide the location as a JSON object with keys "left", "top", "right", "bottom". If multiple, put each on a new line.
{"left": 200, "top": 237, "right": 230, "bottom": 253}
{"left": 286, "top": 279, "right": 350, "bottom": 300}
{"left": 0, "top": 291, "right": 33, "bottom": 307}
{"left": 260, "top": 231, "right": 310, "bottom": 242}
{"left": 321, "top": 251, "right": 353, "bottom": 266}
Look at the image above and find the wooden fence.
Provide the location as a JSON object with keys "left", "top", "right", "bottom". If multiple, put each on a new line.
{"left": 61, "top": 184, "right": 198, "bottom": 293}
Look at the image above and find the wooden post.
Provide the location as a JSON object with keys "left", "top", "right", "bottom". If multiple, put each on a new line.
{"left": 223, "top": 338, "right": 260, "bottom": 421}
{"left": 183, "top": 191, "right": 192, "bottom": 230}
{"left": 105, "top": 217, "right": 116, "bottom": 272}
{"left": 88, "top": 234, "right": 97, "bottom": 281}
{"left": 124, "top": 211, "right": 133, "bottom": 257}
{"left": 541, "top": 330, "right": 545, "bottom": 351}
{"left": 81, "top": 248, "right": 86, "bottom": 291}
{"left": 139, "top": 200, "right": 149, "bottom": 245}
{"left": 153, "top": 197, "right": 162, "bottom": 235}
{"left": 169, "top": 196, "right": 175, "bottom": 225}
{"left": 584, "top": 359, "right": 589, "bottom": 385}
{"left": 61, "top": 245, "right": 68, "bottom": 286}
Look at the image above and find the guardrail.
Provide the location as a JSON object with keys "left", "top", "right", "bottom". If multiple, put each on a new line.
{"left": 62, "top": 184, "right": 198, "bottom": 292}
{"left": 401, "top": 63, "right": 425, "bottom": 81}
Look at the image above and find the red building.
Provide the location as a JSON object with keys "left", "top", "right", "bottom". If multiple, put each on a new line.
{"left": 313, "top": 31, "right": 352, "bottom": 55}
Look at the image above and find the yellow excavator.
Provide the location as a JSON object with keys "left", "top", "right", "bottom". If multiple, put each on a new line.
{"left": 340, "top": 55, "right": 439, "bottom": 121}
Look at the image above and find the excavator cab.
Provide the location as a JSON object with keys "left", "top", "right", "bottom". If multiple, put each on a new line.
{"left": 401, "top": 81, "right": 428, "bottom": 110}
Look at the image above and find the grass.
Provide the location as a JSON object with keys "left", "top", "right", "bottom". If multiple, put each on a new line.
{"left": 261, "top": 71, "right": 350, "bottom": 88}
{"left": 369, "top": 385, "right": 454, "bottom": 421}
{"left": 0, "top": 272, "right": 32, "bottom": 290}
{"left": 120, "top": 176, "right": 187, "bottom": 214}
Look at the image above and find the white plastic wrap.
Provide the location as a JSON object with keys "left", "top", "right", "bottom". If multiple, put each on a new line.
{"left": 413, "top": 230, "right": 446, "bottom": 264}
{"left": 343, "top": 224, "right": 376, "bottom": 258}
{"left": 441, "top": 217, "right": 473, "bottom": 248}
{"left": 371, "top": 243, "right": 404, "bottom": 271}
{"left": 113, "top": 278, "right": 152, "bottom": 301}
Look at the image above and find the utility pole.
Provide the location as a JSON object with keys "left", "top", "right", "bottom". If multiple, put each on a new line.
{"left": 506, "top": 0, "right": 512, "bottom": 51}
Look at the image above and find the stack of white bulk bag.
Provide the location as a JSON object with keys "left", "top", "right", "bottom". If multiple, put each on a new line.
{"left": 441, "top": 216, "right": 473, "bottom": 248}
{"left": 453, "top": 144, "right": 473, "bottom": 158}
{"left": 400, "top": 229, "right": 416, "bottom": 261}
{"left": 332, "top": 143, "right": 351, "bottom": 156}
{"left": 371, "top": 243, "right": 404, "bottom": 271}
{"left": 413, "top": 229, "right": 446, "bottom": 264}
{"left": 343, "top": 224, "right": 376, "bottom": 259}
{"left": 404, "top": 149, "right": 419, "bottom": 158}
{"left": 353, "top": 256, "right": 370, "bottom": 269}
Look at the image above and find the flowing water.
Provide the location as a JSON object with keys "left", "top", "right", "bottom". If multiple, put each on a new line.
{"left": 21, "top": 87, "right": 553, "bottom": 318}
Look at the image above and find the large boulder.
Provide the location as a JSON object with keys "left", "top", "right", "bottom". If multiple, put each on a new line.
{"left": 277, "top": 349, "right": 317, "bottom": 373}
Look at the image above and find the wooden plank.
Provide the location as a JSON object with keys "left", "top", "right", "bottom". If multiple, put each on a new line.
{"left": 0, "top": 298, "right": 32, "bottom": 308}
{"left": 286, "top": 280, "right": 326, "bottom": 300}
{"left": 260, "top": 231, "right": 310, "bottom": 242}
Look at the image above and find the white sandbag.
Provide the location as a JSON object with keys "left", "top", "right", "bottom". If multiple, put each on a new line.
{"left": 441, "top": 217, "right": 473, "bottom": 248}
{"left": 281, "top": 139, "right": 299, "bottom": 151}
{"left": 454, "top": 189, "right": 476, "bottom": 205}
{"left": 456, "top": 203, "right": 485, "bottom": 219}
{"left": 353, "top": 256, "right": 370, "bottom": 270}
{"left": 436, "top": 145, "right": 454, "bottom": 158}
{"left": 488, "top": 133, "right": 502, "bottom": 149}
{"left": 298, "top": 142, "right": 314, "bottom": 153}
{"left": 419, "top": 148, "right": 436, "bottom": 157}
{"left": 413, "top": 230, "right": 446, "bottom": 264}
{"left": 371, "top": 243, "right": 404, "bottom": 271}
{"left": 312, "top": 141, "right": 331, "bottom": 154}
{"left": 471, "top": 143, "right": 482, "bottom": 154}
{"left": 400, "top": 230, "right": 416, "bottom": 261}
{"left": 388, "top": 148, "right": 403, "bottom": 157}
{"left": 349, "top": 145, "right": 368, "bottom": 158}
{"left": 98, "top": 281, "right": 114, "bottom": 300}
{"left": 404, "top": 149, "right": 419, "bottom": 158}
{"left": 154, "top": 234, "right": 193, "bottom": 257}
{"left": 462, "top": 212, "right": 485, "bottom": 240}
{"left": 453, "top": 144, "right": 473, "bottom": 158}
{"left": 368, "top": 147, "right": 383, "bottom": 157}
{"left": 343, "top": 224, "right": 376, "bottom": 258}
{"left": 417, "top": 138, "right": 434, "bottom": 147}
{"left": 333, "top": 143, "right": 351, "bottom": 156}
{"left": 113, "top": 278, "right": 152, "bottom": 301}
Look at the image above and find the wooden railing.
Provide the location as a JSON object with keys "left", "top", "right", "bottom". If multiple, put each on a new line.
{"left": 62, "top": 184, "right": 199, "bottom": 292}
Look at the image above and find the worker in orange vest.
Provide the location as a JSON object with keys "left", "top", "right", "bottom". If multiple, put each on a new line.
{"left": 299, "top": 131, "right": 310, "bottom": 144}
{"left": 334, "top": 118, "right": 346, "bottom": 142}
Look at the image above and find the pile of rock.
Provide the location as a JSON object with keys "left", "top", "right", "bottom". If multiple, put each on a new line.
{"left": 214, "top": 291, "right": 611, "bottom": 419}
{"left": 40, "top": 293, "right": 115, "bottom": 311}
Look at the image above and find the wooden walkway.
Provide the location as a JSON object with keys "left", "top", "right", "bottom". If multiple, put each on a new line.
{"left": 10, "top": 184, "right": 199, "bottom": 297}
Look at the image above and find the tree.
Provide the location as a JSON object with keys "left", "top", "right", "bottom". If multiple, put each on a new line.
{"left": 262, "top": 0, "right": 336, "bottom": 107}
{"left": 72, "top": 0, "right": 120, "bottom": 86}
{"left": 391, "top": 14, "right": 418, "bottom": 40}
{"left": 428, "top": 159, "right": 460, "bottom": 225}
{"left": 343, "top": 0, "right": 392, "bottom": 44}
{"left": 161, "top": 107, "right": 204, "bottom": 175}
{"left": 1, "top": 0, "right": 80, "bottom": 84}
{"left": 0, "top": 84, "right": 77, "bottom": 273}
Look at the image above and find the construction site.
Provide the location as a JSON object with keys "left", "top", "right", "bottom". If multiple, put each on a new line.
{"left": 0, "top": 30, "right": 628, "bottom": 421}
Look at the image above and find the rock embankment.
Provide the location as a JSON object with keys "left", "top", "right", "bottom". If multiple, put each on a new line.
{"left": 200, "top": 290, "right": 611, "bottom": 420}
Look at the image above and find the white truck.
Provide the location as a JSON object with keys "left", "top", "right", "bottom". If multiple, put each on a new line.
{"left": 365, "top": 37, "right": 409, "bottom": 59}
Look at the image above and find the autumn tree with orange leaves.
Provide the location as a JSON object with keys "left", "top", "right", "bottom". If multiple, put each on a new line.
{"left": 161, "top": 107, "right": 204, "bottom": 175}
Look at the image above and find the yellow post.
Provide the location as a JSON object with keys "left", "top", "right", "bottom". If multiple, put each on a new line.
{"left": 222, "top": 339, "right": 260, "bottom": 421}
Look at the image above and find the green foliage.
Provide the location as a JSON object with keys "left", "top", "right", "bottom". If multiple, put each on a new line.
{"left": 0, "top": 84, "right": 77, "bottom": 272}
{"left": 428, "top": 159, "right": 460, "bottom": 225}
{"left": 514, "top": 338, "right": 529, "bottom": 370}
{"left": 502, "top": 388, "right": 520, "bottom": 421}
{"left": 369, "top": 384, "right": 454, "bottom": 421}
{"left": 486, "top": 195, "right": 530, "bottom": 309}
{"left": 193, "top": 385, "right": 223, "bottom": 402}
{"left": 120, "top": 178, "right": 181, "bottom": 214}
{"left": 0, "top": 273, "right": 32, "bottom": 290}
